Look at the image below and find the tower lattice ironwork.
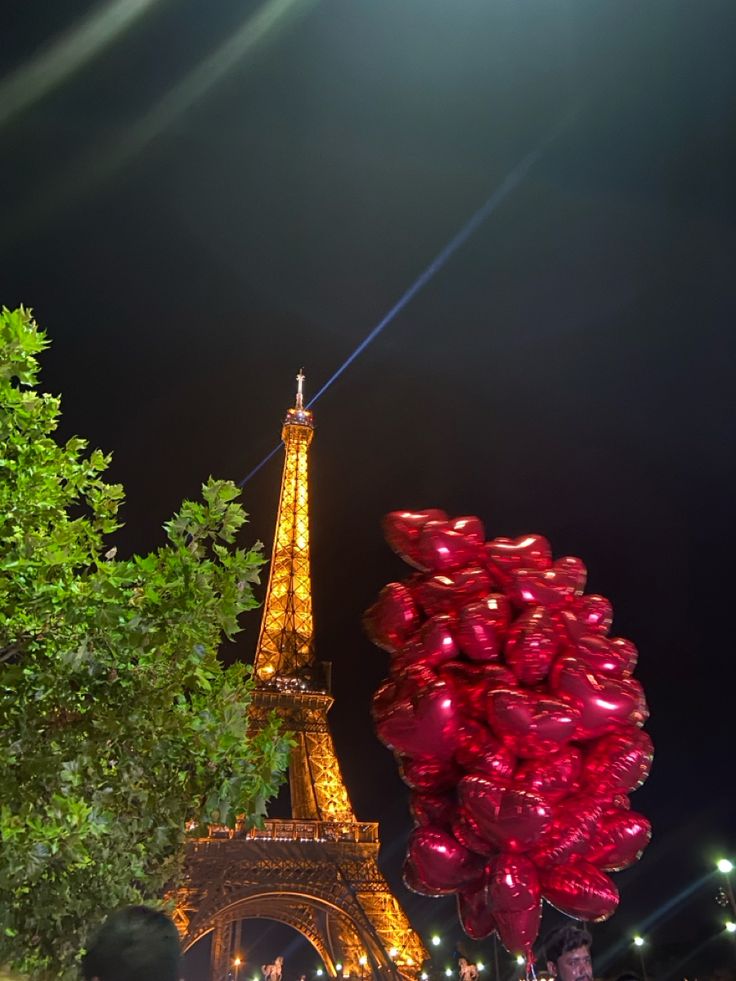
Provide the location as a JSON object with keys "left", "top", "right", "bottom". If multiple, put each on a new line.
{"left": 176, "top": 374, "right": 427, "bottom": 981}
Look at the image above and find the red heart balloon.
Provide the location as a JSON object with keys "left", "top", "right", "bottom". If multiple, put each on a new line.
{"left": 450, "top": 515, "right": 486, "bottom": 544}
{"left": 610, "top": 636, "right": 639, "bottom": 674}
{"left": 513, "top": 747, "right": 582, "bottom": 803}
{"left": 582, "top": 727, "right": 654, "bottom": 795}
{"left": 488, "top": 689, "right": 580, "bottom": 758}
{"left": 458, "top": 773, "right": 504, "bottom": 835}
{"left": 369, "top": 508, "right": 653, "bottom": 959}
{"left": 416, "top": 614, "right": 460, "bottom": 668}
{"left": 407, "top": 826, "right": 485, "bottom": 894}
{"left": 468, "top": 788, "right": 553, "bottom": 853}
{"left": 375, "top": 680, "right": 462, "bottom": 762}
{"left": 438, "top": 661, "right": 516, "bottom": 721}
{"left": 488, "top": 853, "right": 540, "bottom": 911}
{"left": 572, "top": 634, "right": 636, "bottom": 678}
{"left": 610, "top": 793, "right": 632, "bottom": 811}
{"left": 400, "top": 756, "right": 461, "bottom": 793}
{"left": 479, "top": 663, "right": 519, "bottom": 688}
{"left": 510, "top": 556, "right": 587, "bottom": 609}
{"left": 527, "top": 795, "right": 604, "bottom": 869}
{"left": 363, "top": 582, "right": 421, "bottom": 652}
{"left": 382, "top": 509, "right": 448, "bottom": 569}
{"left": 540, "top": 861, "right": 619, "bottom": 922}
{"left": 550, "top": 657, "right": 648, "bottom": 739}
{"left": 375, "top": 696, "right": 419, "bottom": 752}
{"left": 452, "top": 808, "right": 499, "bottom": 858}
{"left": 484, "top": 535, "right": 552, "bottom": 585}
{"left": 458, "top": 879, "right": 497, "bottom": 939}
{"left": 567, "top": 594, "right": 614, "bottom": 637}
{"left": 403, "top": 856, "right": 443, "bottom": 896}
{"left": 455, "top": 718, "right": 498, "bottom": 765}
{"left": 388, "top": 647, "right": 413, "bottom": 676}
{"left": 371, "top": 678, "right": 401, "bottom": 723}
{"left": 586, "top": 809, "right": 652, "bottom": 871}
{"left": 442, "top": 660, "right": 518, "bottom": 694}
{"left": 411, "top": 791, "right": 457, "bottom": 830}
{"left": 504, "top": 606, "right": 562, "bottom": 685}
{"left": 414, "top": 565, "right": 492, "bottom": 617}
{"left": 460, "top": 734, "right": 516, "bottom": 785}
{"left": 373, "top": 665, "right": 441, "bottom": 725}
{"left": 373, "top": 663, "right": 436, "bottom": 719}
{"left": 494, "top": 903, "right": 542, "bottom": 955}
{"left": 418, "top": 521, "right": 481, "bottom": 572}
{"left": 456, "top": 594, "right": 511, "bottom": 662}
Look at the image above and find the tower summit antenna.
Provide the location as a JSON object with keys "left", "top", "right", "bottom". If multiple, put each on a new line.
{"left": 296, "top": 368, "right": 305, "bottom": 410}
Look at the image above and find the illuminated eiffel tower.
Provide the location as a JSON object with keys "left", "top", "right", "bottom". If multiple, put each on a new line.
{"left": 176, "top": 374, "right": 428, "bottom": 981}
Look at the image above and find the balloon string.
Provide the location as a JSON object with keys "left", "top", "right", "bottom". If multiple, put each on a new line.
{"left": 525, "top": 950, "right": 537, "bottom": 981}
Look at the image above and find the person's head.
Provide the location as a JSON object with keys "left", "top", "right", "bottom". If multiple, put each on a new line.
{"left": 275, "top": 958, "right": 284, "bottom": 967}
{"left": 544, "top": 925, "right": 593, "bottom": 981}
{"left": 459, "top": 960, "right": 468, "bottom": 969}
{"left": 82, "top": 906, "right": 181, "bottom": 981}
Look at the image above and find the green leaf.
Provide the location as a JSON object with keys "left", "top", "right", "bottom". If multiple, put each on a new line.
{"left": 0, "top": 306, "right": 284, "bottom": 981}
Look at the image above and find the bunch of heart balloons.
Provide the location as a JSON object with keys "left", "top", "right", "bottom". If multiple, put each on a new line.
{"left": 365, "top": 510, "right": 653, "bottom": 956}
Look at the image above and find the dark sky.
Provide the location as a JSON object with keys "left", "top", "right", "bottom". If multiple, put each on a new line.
{"left": 2, "top": 1, "right": 736, "bottom": 979}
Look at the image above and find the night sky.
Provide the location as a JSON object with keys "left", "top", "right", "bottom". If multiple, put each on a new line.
{"left": 2, "top": 1, "right": 736, "bottom": 979}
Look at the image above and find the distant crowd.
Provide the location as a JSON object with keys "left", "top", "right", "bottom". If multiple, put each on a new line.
{"left": 0, "top": 916, "right": 602, "bottom": 981}
{"left": 4, "top": 909, "right": 729, "bottom": 981}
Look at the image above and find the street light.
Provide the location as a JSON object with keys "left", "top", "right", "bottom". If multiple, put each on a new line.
{"left": 726, "top": 921, "right": 736, "bottom": 934}
{"left": 316, "top": 971, "right": 323, "bottom": 978}
{"left": 632, "top": 937, "right": 648, "bottom": 981}
{"left": 233, "top": 957, "right": 242, "bottom": 981}
{"left": 516, "top": 955, "right": 525, "bottom": 966}
{"left": 717, "top": 859, "right": 736, "bottom": 917}
{"left": 445, "top": 969, "right": 453, "bottom": 978}
{"left": 431, "top": 936, "right": 441, "bottom": 948}
{"left": 477, "top": 965, "right": 484, "bottom": 972}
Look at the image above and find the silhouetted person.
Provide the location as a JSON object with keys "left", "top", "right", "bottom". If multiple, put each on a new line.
{"left": 544, "top": 925, "right": 594, "bottom": 981}
{"left": 82, "top": 906, "right": 181, "bottom": 981}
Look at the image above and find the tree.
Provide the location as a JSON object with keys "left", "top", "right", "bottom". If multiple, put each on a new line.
{"left": 0, "top": 307, "right": 291, "bottom": 979}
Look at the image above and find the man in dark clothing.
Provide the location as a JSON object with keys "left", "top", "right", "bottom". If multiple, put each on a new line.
{"left": 544, "top": 925, "right": 594, "bottom": 981}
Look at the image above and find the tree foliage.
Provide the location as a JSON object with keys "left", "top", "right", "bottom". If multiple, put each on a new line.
{"left": 0, "top": 307, "right": 291, "bottom": 979}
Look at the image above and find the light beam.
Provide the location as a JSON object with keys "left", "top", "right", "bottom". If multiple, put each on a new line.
{"left": 0, "top": 0, "right": 160, "bottom": 128}
{"left": 238, "top": 115, "right": 573, "bottom": 488}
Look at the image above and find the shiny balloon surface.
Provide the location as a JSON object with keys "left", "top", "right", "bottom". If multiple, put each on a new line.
{"left": 367, "top": 509, "right": 653, "bottom": 955}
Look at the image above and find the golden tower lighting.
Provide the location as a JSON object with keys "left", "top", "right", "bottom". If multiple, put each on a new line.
{"left": 177, "top": 373, "right": 427, "bottom": 981}
{"left": 255, "top": 369, "right": 315, "bottom": 683}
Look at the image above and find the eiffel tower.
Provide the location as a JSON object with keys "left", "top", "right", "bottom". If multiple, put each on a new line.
{"left": 175, "top": 374, "right": 428, "bottom": 981}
